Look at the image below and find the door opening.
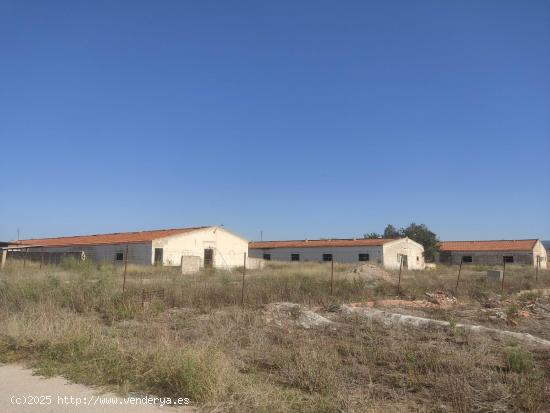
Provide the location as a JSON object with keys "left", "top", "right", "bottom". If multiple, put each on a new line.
{"left": 204, "top": 248, "right": 214, "bottom": 269}
{"left": 400, "top": 254, "right": 408, "bottom": 269}
{"left": 154, "top": 248, "right": 163, "bottom": 266}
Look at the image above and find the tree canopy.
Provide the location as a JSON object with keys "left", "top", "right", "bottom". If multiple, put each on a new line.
{"left": 364, "top": 223, "right": 439, "bottom": 262}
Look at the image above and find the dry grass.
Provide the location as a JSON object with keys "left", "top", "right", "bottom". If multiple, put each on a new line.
{"left": 1, "top": 259, "right": 550, "bottom": 412}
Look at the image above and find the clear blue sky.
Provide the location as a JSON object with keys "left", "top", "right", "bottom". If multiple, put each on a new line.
{"left": 1, "top": 0, "right": 549, "bottom": 242}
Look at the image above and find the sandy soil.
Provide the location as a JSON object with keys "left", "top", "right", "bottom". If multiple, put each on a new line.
{"left": 0, "top": 365, "right": 194, "bottom": 413}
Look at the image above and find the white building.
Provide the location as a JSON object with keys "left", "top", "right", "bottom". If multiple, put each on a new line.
{"left": 12, "top": 226, "right": 250, "bottom": 269}
{"left": 249, "top": 238, "right": 425, "bottom": 270}
{"left": 437, "top": 239, "right": 547, "bottom": 269}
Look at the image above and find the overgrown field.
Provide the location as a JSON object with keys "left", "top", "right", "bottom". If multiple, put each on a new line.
{"left": 1, "top": 260, "right": 549, "bottom": 412}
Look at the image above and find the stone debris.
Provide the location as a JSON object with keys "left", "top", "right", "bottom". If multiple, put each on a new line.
{"left": 263, "top": 302, "right": 333, "bottom": 329}
{"left": 424, "top": 291, "right": 457, "bottom": 306}
{"left": 481, "top": 308, "right": 507, "bottom": 323}
{"left": 535, "top": 299, "right": 550, "bottom": 313}
{"left": 340, "top": 304, "right": 550, "bottom": 348}
{"left": 480, "top": 294, "right": 550, "bottom": 326}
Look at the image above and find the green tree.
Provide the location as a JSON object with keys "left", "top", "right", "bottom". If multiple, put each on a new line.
{"left": 363, "top": 232, "right": 382, "bottom": 239}
{"left": 383, "top": 224, "right": 401, "bottom": 239}
{"left": 401, "top": 223, "right": 439, "bottom": 262}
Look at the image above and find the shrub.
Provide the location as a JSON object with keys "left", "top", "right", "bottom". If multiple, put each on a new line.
{"left": 504, "top": 347, "right": 533, "bottom": 373}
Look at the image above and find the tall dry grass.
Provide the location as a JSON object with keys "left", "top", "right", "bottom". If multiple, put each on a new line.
{"left": 1, "top": 259, "right": 550, "bottom": 411}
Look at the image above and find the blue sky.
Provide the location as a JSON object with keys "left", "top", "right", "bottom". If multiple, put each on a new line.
{"left": 1, "top": 0, "right": 549, "bottom": 242}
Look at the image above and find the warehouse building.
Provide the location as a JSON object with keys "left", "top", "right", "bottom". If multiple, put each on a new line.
{"left": 437, "top": 239, "right": 547, "bottom": 269}
{"left": 249, "top": 238, "right": 425, "bottom": 270}
{"left": 11, "top": 226, "right": 250, "bottom": 269}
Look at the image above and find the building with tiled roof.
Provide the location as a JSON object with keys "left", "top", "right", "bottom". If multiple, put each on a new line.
{"left": 249, "top": 237, "right": 425, "bottom": 270}
{"left": 437, "top": 239, "right": 547, "bottom": 268}
{"left": 10, "top": 226, "right": 250, "bottom": 269}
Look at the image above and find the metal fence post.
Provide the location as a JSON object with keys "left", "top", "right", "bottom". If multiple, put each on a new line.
{"left": 397, "top": 255, "right": 403, "bottom": 295}
{"left": 122, "top": 245, "right": 129, "bottom": 293}
{"left": 501, "top": 257, "right": 506, "bottom": 293}
{"left": 241, "top": 252, "right": 246, "bottom": 306}
{"left": 330, "top": 259, "right": 334, "bottom": 295}
{"left": 455, "top": 259, "right": 463, "bottom": 294}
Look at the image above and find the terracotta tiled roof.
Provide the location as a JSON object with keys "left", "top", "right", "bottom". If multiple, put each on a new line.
{"left": 13, "top": 227, "right": 208, "bottom": 247}
{"left": 438, "top": 240, "right": 538, "bottom": 252}
{"left": 249, "top": 238, "right": 397, "bottom": 249}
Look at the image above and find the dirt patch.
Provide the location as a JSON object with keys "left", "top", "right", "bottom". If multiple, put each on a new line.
{"left": 345, "top": 263, "right": 393, "bottom": 283}
{"left": 348, "top": 290, "right": 458, "bottom": 310}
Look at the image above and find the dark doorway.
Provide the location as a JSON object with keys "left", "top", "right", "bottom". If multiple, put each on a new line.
{"left": 154, "top": 248, "right": 163, "bottom": 266}
{"left": 400, "top": 254, "right": 408, "bottom": 269}
{"left": 204, "top": 248, "right": 214, "bottom": 268}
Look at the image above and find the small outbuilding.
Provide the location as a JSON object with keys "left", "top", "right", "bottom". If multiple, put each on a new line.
{"left": 11, "top": 226, "right": 250, "bottom": 269}
{"left": 249, "top": 238, "right": 425, "bottom": 270}
{"left": 437, "top": 239, "right": 547, "bottom": 269}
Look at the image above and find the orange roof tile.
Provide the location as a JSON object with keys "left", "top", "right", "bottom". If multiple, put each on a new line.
{"left": 438, "top": 239, "right": 538, "bottom": 252}
{"left": 13, "top": 227, "right": 208, "bottom": 247}
{"left": 249, "top": 238, "right": 397, "bottom": 249}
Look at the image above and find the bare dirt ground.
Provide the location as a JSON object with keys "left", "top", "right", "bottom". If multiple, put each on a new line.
{"left": 0, "top": 364, "right": 194, "bottom": 413}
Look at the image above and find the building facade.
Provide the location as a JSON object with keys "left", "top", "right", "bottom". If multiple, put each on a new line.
{"left": 249, "top": 237, "right": 425, "bottom": 270}
{"left": 11, "top": 226, "right": 250, "bottom": 269}
{"left": 437, "top": 239, "right": 547, "bottom": 269}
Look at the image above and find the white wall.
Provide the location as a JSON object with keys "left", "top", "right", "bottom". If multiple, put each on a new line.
{"left": 249, "top": 246, "right": 385, "bottom": 264}
{"left": 152, "top": 226, "right": 249, "bottom": 269}
{"left": 438, "top": 247, "right": 546, "bottom": 268}
{"left": 22, "top": 243, "right": 152, "bottom": 265}
{"left": 249, "top": 238, "right": 425, "bottom": 270}
{"left": 533, "top": 241, "right": 547, "bottom": 269}
{"left": 382, "top": 238, "right": 425, "bottom": 270}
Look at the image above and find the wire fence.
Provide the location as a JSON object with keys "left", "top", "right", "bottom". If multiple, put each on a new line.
{"left": 1, "top": 249, "right": 548, "bottom": 307}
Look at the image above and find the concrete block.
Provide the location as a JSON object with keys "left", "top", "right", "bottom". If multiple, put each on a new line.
{"left": 246, "top": 257, "right": 265, "bottom": 270}
{"left": 487, "top": 270, "right": 503, "bottom": 282}
{"left": 1, "top": 249, "right": 6, "bottom": 270}
{"left": 181, "top": 255, "right": 201, "bottom": 274}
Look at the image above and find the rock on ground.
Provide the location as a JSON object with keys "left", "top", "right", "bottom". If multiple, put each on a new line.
{"left": 340, "top": 304, "right": 550, "bottom": 348}
{"left": 263, "top": 302, "right": 333, "bottom": 329}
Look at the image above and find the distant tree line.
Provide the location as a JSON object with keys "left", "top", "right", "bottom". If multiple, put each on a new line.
{"left": 364, "top": 223, "right": 439, "bottom": 262}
